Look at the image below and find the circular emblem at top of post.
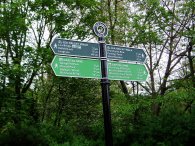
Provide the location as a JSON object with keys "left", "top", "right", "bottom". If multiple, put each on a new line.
{"left": 93, "top": 22, "right": 108, "bottom": 37}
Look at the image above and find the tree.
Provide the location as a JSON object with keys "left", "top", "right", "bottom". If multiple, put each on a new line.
{"left": 0, "top": 0, "right": 102, "bottom": 125}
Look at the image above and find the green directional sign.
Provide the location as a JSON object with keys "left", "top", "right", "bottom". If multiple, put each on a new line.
{"left": 51, "top": 55, "right": 101, "bottom": 79}
{"left": 108, "top": 61, "right": 148, "bottom": 81}
{"left": 51, "top": 56, "right": 148, "bottom": 81}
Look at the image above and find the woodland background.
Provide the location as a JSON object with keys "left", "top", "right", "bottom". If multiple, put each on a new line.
{"left": 0, "top": 0, "right": 195, "bottom": 145}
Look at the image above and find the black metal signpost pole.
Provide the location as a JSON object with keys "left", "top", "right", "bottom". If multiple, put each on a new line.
{"left": 93, "top": 22, "right": 113, "bottom": 146}
{"left": 99, "top": 37, "right": 113, "bottom": 146}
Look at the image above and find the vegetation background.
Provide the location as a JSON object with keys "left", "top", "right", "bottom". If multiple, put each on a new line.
{"left": 0, "top": 0, "right": 195, "bottom": 145}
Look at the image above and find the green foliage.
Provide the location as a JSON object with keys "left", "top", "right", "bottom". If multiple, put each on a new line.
{"left": 38, "top": 124, "right": 74, "bottom": 145}
{"left": 1, "top": 0, "right": 195, "bottom": 146}
{"left": 126, "top": 105, "right": 195, "bottom": 146}
{"left": 0, "top": 125, "right": 49, "bottom": 146}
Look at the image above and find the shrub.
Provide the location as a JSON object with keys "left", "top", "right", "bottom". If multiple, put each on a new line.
{"left": 0, "top": 125, "right": 49, "bottom": 146}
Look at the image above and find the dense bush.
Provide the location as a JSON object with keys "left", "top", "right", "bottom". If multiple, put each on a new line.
{"left": 0, "top": 125, "right": 49, "bottom": 146}
{"left": 120, "top": 102, "right": 195, "bottom": 146}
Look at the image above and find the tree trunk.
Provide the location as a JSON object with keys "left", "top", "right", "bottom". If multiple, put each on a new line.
{"left": 41, "top": 83, "right": 54, "bottom": 122}
{"left": 119, "top": 81, "right": 129, "bottom": 95}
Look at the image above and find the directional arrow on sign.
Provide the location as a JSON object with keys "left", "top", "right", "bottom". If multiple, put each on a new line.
{"left": 54, "top": 43, "right": 57, "bottom": 49}
{"left": 106, "top": 44, "right": 147, "bottom": 63}
{"left": 50, "top": 38, "right": 99, "bottom": 58}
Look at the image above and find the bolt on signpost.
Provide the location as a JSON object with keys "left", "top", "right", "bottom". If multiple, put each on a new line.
{"left": 93, "top": 22, "right": 113, "bottom": 146}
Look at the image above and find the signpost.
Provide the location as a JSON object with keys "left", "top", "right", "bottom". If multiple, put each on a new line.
{"left": 107, "top": 44, "right": 146, "bottom": 62}
{"left": 50, "top": 38, "right": 99, "bottom": 58}
{"left": 51, "top": 55, "right": 101, "bottom": 79}
{"left": 50, "top": 21, "right": 149, "bottom": 146}
{"left": 93, "top": 22, "right": 113, "bottom": 146}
